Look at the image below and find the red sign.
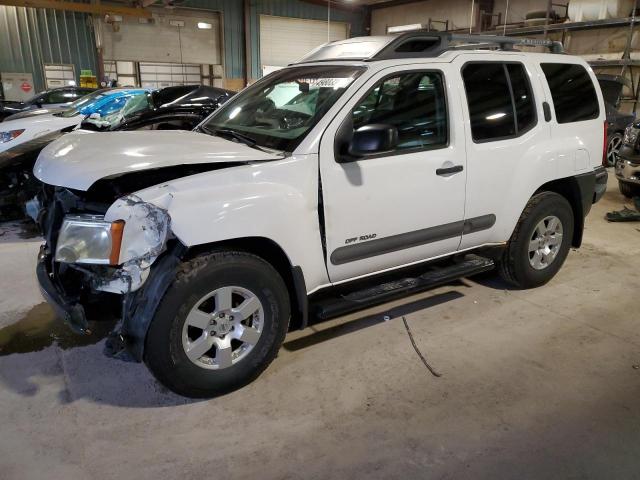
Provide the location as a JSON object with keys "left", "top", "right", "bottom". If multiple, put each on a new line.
{"left": 20, "top": 81, "right": 32, "bottom": 93}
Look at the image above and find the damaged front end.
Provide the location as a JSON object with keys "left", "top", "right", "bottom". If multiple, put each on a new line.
{"left": 36, "top": 185, "right": 183, "bottom": 361}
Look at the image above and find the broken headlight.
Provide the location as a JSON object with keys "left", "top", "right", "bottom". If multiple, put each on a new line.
{"left": 55, "top": 215, "right": 125, "bottom": 265}
{"left": 0, "top": 129, "right": 25, "bottom": 143}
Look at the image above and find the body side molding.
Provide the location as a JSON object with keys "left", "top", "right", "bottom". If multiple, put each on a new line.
{"left": 330, "top": 214, "right": 496, "bottom": 265}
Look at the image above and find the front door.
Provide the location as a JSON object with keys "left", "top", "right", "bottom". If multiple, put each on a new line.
{"left": 319, "top": 65, "right": 467, "bottom": 282}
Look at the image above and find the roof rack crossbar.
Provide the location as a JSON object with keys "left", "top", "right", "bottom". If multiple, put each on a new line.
{"left": 293, "top": 31, "right": 564, "bottom": 65}
{"left": 371, "top": 32, "right": 564, "bottom": 60}
{"left": 445, "top": 33, "right": 564, "bottom": 54}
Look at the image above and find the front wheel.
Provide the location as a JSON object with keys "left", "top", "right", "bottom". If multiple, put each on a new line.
{"left": 498, "top": 192, "right": 574, "bottom": 289}
{"left": 145, "top": 251, "right": 290, "bottom": 398}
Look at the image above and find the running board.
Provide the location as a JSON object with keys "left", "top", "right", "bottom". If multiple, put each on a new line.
{"left": 311, "top": 254, "right": 494, "bottom": 320}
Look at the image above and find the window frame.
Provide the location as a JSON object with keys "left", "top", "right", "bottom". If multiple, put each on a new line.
{"left": 461, "top": 61, "right": 538, "bottom": 144}
{"left": 540, "top": 62, "right": 600, "bottom": 125}
{"left": 337, "top": 68, "right": 450, "bottom": 162}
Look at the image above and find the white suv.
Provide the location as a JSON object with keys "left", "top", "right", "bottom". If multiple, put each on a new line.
{"left": 33, "top": 33, "right": 608, "bottom": 398}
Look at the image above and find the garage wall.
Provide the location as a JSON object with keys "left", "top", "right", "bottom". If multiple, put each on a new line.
{"left": 259, "top": 15, "right": 348, "bottom": 73}
{"left": 371, "top": 0, "right": 474, "bottom": 35}
{"left": 492, "top": 0, "right": 550, "bottom": 25}
{"left": 100, "top": 9, "right": 221, "bottom": 65}
{"left": 0, "top": 5, "right": 98, "bottom": 96}
{"left": 183, "top": 0, "right": 366, "bottom": 89}
{"left": 248, "top": 0, "right": 366, "bottom": 82}
{"left": 0, "top": 1, "right": 366, "bottom": 95}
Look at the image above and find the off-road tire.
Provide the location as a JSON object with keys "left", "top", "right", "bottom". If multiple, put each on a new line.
{"left": 498, "top": 192, "right": 574, "bottom": 289}
{"left": 145, "top": 250, "right": 290, "bottom": 398}
{"left": 618, "top": 180, "right": 639, "bottom": 198}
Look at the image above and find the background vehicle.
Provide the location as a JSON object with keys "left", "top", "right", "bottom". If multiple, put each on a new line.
{"left": 33, "top": 33, "right": 607, "bottom": 398}
{"left": 0, "top": 86, "right": 95, "bottom": 121}
{"left": 0, "top": 86, "right": 233, "bottom": 220}
{"left": 0, "top": 88, "right": 148, "bottom": 219}
{"left": 80, "top": 85, "right": 234, "bottom": 132}
{"left": 615, "top": 121, "right": 640, "bottom": 197}
{"left": 597, "top": 74, "right": 636, "bottom": 167}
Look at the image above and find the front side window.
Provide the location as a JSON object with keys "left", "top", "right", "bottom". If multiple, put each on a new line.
{"left": 541, "top": 63, "right": 599, "bottom": 124}
{"left": 351, "top": 71, "right": 448, "bottom": 151}
{"left": 202, "top": 65, "right": 365, "bottom": 152}
{"left": 46, "top": 90, "right": 76, "bottom": 104}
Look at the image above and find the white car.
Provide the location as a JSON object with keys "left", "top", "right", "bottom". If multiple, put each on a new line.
{"left": 33, "top": 32, "right": 608, "bottom": 398}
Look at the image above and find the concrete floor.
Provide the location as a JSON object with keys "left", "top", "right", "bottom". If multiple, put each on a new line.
{"left": 0, "top": 173, "right": 639, "bottom": 480}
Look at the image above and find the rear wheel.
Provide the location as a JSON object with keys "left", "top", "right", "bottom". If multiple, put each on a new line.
{"left": 618, "top": 180, "right": 639, "bottom": 198}
{"left": 145, "top": 251, "right": 290, "bottom": 398}
{"left": 498, "top": 192, "right": 574, "bottom": 288}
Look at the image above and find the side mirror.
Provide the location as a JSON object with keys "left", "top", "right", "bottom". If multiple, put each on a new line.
{"left": 348, "top": 124, "right": 398, "bottom": 158}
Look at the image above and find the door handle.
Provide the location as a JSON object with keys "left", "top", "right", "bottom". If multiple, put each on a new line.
{"left": 436, "top": 165, "right": 464, "bottom": 176}
{"left": 543, "top": 101, "right": 552, "bottom": 122}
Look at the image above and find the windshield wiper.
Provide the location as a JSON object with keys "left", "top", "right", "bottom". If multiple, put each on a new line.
{"left": 196, "top": 125, "right": 284, "bottom": 155}
{"left": 212, "top": 128, "right": 258, "bottom": 147}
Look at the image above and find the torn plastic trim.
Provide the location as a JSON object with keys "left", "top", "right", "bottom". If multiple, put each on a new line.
{"left": 104, "top": 241, "right": 185, "bottom": 362}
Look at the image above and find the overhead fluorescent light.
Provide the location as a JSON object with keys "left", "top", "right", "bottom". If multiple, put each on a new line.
{"left": 197, "top": 22, "right": 212, "bottom": 29}
{"left": 387, "top": 24, "right": 426, "bottom": 34}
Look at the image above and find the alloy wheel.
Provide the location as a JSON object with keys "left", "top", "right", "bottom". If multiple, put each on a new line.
{"left": 528, "top": 215, "right": 563, "bottom": 270}
{"left": 181, "top": 286, "right": 264, "bottom": 370}
{"left": 607, "top": 134, "right": 623, "bottom": 167}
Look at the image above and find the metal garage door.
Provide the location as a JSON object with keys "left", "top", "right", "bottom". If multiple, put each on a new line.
{"left": 101, "top": 8, "right": 222, "bottom": 86}
{"left": 259, "top": 15, "right": 348, "bottom": 75}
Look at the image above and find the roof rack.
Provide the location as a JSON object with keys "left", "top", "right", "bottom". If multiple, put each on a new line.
{"left": 295, "top": 31, "right": 564, "bottom": 64}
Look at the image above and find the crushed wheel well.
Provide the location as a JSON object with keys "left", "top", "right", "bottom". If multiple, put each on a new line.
{"left": 185, "top": 237, "right": 306, "bottom": 330}
{"left": 535, "top": 177, "right": 585, "bottom": 247}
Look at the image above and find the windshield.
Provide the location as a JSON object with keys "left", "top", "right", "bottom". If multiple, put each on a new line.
{"left": 82, "top": 92, "right": 153, "bottom": 130}
{"left": 201, "top": 65, "right": 365, "bottom": 152}
{"left": 57, "top": 90, "right": 111, "bottom": 117}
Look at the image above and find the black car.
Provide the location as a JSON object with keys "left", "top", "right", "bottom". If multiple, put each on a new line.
{"left": 79, "top": 85, "right": 233, "bottom": 132}
{"left": 0, "top": 86, "right": 96, "bottom": 121}
{"left": 597, "top": 74, "right": 636, "bottom": 167}
{"left": 0, "top": 84, "right": 234, "bottom": 220}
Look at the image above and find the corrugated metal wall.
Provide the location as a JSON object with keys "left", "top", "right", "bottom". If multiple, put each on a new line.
{"left": 0, "top": 5, "right": 98, "bottom": 94}
{"left": 0, "top": 1, "right": 365, "bottom": 93}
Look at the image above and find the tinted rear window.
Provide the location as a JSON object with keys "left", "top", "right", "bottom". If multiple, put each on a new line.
{"left": 541, "top": 63, "right": 599, "bottom": 123}
{"left": 463, "top": 63, "right": 515, "bottom": 141}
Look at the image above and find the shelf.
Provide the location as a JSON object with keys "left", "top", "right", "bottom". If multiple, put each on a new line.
{"left": 588, "top": 59, "right": 640, "bottom": 67}
{"left": 487, "top": 17, "right": 638, "bottom": 36}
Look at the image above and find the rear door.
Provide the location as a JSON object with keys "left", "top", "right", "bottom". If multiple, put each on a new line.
{"left": 455, "top": 55, "right": 551, "bottom": 249}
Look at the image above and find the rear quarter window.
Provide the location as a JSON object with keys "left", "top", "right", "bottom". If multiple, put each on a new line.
{"left": 541, "top": 63, "right": 599, "bottom": 124}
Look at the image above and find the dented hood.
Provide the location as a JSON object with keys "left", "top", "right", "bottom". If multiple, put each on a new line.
{"left": 34, "top": 129, "right": 282, "bottom": 190}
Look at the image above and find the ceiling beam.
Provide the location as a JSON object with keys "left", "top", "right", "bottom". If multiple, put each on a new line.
{"left": 0, "top": 0, "right": 153, "bottom": 17}
{"left": 297, "top": 0, "right": 364, "bottom": 13}
{"left": 369, "top": 0, "right": 426, "bottom": 10}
